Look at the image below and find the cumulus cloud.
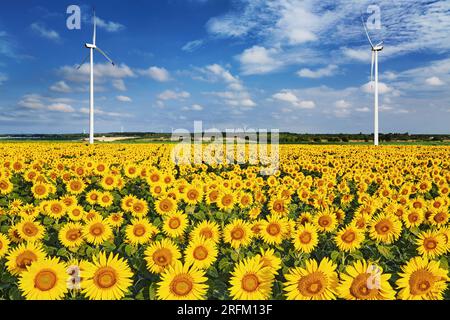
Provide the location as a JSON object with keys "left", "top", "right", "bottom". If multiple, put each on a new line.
{"left": 59, "top": 63, "right": 135, "bottom": 83}
{"left": 238, "top": 46, "right": 282, "bottom": 75}
{"left": 297, "top": 65, "right": 338, "bottom": 79}
{"left": 18, "top": 94, "right": 46, "bottom": 110}
{"left": 116, "top": 95, "right": 132, "bottom": 102}
{"left": 158, "top": 90, "right": 190, "bottom": 101}
{"left": 361, "top": 82, "right": 393, "bottom": 94}
{"left": 425, "top": 76, "right": 445, "bottom": 86}
{"left": 31, "top": 22, "right": 60, "bottom": 41}
{"left": 50, "top": 81, "right": 72, "bottom": 93}
{"left": 94, "top": 17, "right": 125, "bottom": 32}
{"left": 112, "top": 79, "right": 127, "bottom": 91}
{"left": 182, "top": 104, "right": 204, "bottom": 111}
{"left": 47, "top": 103, "right": 75, "bottom": 113}
{"left": 272, "top": 90, "right": 316, "bottom": 109}
{"left": 138, "top": 66, "right": 171, "bottom": 82}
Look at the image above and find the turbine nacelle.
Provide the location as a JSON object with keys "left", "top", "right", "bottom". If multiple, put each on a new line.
{"left": 85, "top": 43, "right": 96, "bottom": 49}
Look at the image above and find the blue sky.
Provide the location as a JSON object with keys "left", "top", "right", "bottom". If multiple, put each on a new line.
{"left": 0, "top": 0, "right": 449, "bottom": 134}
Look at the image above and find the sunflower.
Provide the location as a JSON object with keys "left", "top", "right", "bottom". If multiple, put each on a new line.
{"left": 66, "top": 179, "right": 86, "bottom": 195}
{"left": 130, "top": 199, "right": 149, "bottom": 218}
{"left": 292, "top": 223, "right": 319, "bottom": 253}
{"left": 107, "top": 212, "right": 125, "bottom": 228}
{"left": 45, "top": 200, "right": 66, "bottom": 220}
{"left": 248, "top": 207, "right": 261, "bottom": 220}
{"left": 58, "top": 222, "right": 84, "bottom": 248}
{"left": 369, "top": 213, "right": 402, "bottom": 244}
{"left": 83, "top": 218, "right": 113, "bottom": 245}
{"left": 85, "top": 190, "right": 100, "bottom": 205}
{"left": 155, "top": 196, "right": 177, "bottom": 216}
{"left": 335, "top": 225, "right": 365, "bottom": 252}
{"left": 396, "top": 256, "right": 449, "bottom": 300}
{"left": 229, "top": 256, "right": 274, "bottom": 300}
{"left": 183, "top": 185, "right": 203, "bottom": 205}
{"left": 415, "top": 230, "right": 447, "bottom": 259}
{"left": 120, "top": 194, "right": 137, "bottom": 212}
{"left": 0, "top": 233, "right": 10, "bottom": 258}
{"left": 284, "top": 258, "right": 338, "bottom": 300}
{"left": 260, "top": 215, "right": 288, "bottom": 245}
{"left": 429, "top": 208, "right": 449, "bottom": 226}
{"left": 314, "top": 209, "right": 338, "bottom": 233}
{"left": 82, "top": 252, "right": 133, "bottom": 300}
{"left": 337, "top": 260, "right": 396, "bottom": 300}
{"left": 216, "top": 190, "right": 236, "bottom": 211}
{"left": 97, "top": 192, "right": 114, "bottom": 208}
{"left": 16, "top": 217, "right": 45, "bottom": 243}
{"left": 0, "top": 178, "right": 13, "bottom": 194}
{"left": 31, "top": 183, "right": 50, "bottom": 199}
{"left": 223, "top": 219, "right": 253, "bottom": 249}
{"left": 18, "top": 257, "right": 68, "bottom": 300}
{"left": 67, "top": 205, "right": 85, "bottom": 221}
{"left": 125, "top": 218, "right": 158, "bottom": 245}
{"left": 100, "top": 175, "right": 116, "bottom": 190}
{"left": 190, "top": 220, "right": 221, "bottom": 244}
{"left": 6, "top": 242, "right": 47, "bottom": 275}
{"left": 268, "top": 197, "right": 289, "bottom": 216}
{"left": 184, "top": 237, "right": 218, "bottom": 269}
{"left": 163, "top": 211, "right": 188, "bottom": 238}
{"left": 157, "top": 261, "right": 208, "bottom": 300}
{"left": 8, "top": 226, "right": 23, "bottom": 244}
{"left": 144, "top": 238, "right": 181, "bottom": 274}
{"left": 258, "top": 248, "right": 282, "bottom": 275}
{"left": 297, "top": 212, "right": 313, "bottom": 226}
{"left": 403, "top": 208, "right": 424, "bottom": 228}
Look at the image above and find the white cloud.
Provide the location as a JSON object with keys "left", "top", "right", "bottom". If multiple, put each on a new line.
{"left": 425, "top": 76, "right": 445, "bottom": 86}
{"left": 158, "top": 90, "right": 190, "bottom": 101}
{"left": 116, "top": 95, "right": 132, "bottom": 102}
{"left": 361, "top": 82, "right": 393, "bottom": 94}
{"left": 0, "top": 73, "right": 7, "bottom": 85}
{"left": 342, "top": 48, "right": 371, "bottom": 62}
{"left": 80, "top": 107, "right": 128, "bottom": 117}
{"left": 138, "top": 66, "right": 171, "bottom": 82}
{"left": 31, "top": 22, "right": 60, "bottom": 41}
{"left": 112, "top": 79, "right": 127, "bottom": 91}
{"left": 18, "top": 94, "right": 46, "bottom": 110}
{"left": 297, "top": 65, "right": 338, "bottom": 79}
{"left": 94, "top": 17, "right": 125, "bottom": 32}
{"left": 207, "top": 0, "right": 450, "bottom": 69}
{"left": 182, "top": 40, "right": 204, "bottom": 52}
{"left": 272, "top": 90, "right": 316, "bottom": 109}
{"left": 50, "top": 81, "right": 72, "bottom": 93}
{"left": 238, "top": 46, "right": 282, "bottom": 75}
{"left": 183, "top": 104, "right": 204, "bottom": 111}
{"left": 335, "top": 99, "right": 350, "bottom": 109}
{"left": 191, "top": 104, "right": 204, "bottom": 111}
{"left": 59, "top": 63, "right": 135, "bottom": 83}
{"left": 48, "top": 103, "right": 75, "bottom": 113}
{"left": 355, "top": 107, "right": 370, "bottom": 112}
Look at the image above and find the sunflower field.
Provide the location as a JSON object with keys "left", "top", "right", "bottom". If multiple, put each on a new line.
{"left": 0, "top": 143, "right": 449, "bottom": 300}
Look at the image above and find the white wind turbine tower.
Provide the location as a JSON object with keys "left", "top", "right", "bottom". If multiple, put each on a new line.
{"left": 77, "top": 10, "right": 115, "bottom": 144}
{"left": 362, "top": 18, "right": 384, "bottom": 146}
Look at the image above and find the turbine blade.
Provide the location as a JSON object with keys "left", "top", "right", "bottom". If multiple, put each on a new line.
{"left": 76, "top": 53, "right": 90, "bottom": 70}
{"left": 361, "top": 15, "right": 374, "bottom": 48}
{"left": 95, "top": 47, "right": 115, "bottom": 66}
{"left": 93, "top": 8, "right": 97, "bottom": 46}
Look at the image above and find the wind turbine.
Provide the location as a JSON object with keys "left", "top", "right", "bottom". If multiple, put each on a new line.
{"left": 362, "top": 17, "right": 384, "bottom": 146}
{"left": 76, "top": 10, "right": 115, "bottom": 144}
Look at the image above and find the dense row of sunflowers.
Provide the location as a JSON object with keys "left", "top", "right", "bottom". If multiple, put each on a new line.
{"left": 0, "top": 143, "right": 449, "bottom": 300}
